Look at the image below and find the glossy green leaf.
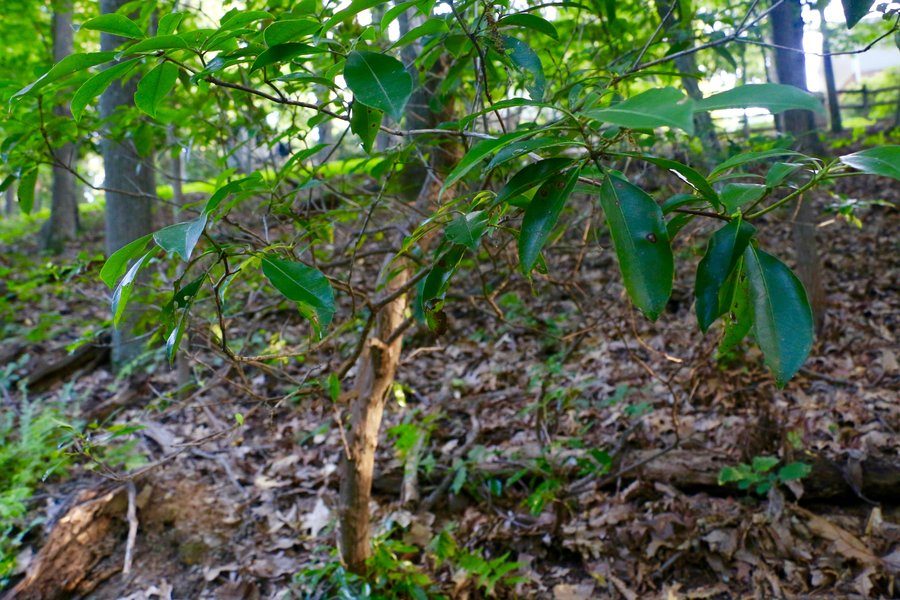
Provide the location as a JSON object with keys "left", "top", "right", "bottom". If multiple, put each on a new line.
{"left": 841, "top": 0, "right": 876, "bottom": 28}
{"left": 446, "top": 211, "right": 488, "bottom": 250}
{"left": 264, "top": 19, "right": 320, "bottom": 46}
{"left": 620, "top": 153, "right": 718, "bottom": 206}
{"left": 696, "top": 84, "right": 824, "bottom": 114}
{"left": 584, "top": 87, "right": 695, "bottom": 134}
{"left": 251, "top": 43, "right": 319, "bottom": 72}
{"left": 442, "top": 130, "right": 535, "bottom": 192}
{"left": 498, "top": 14, "right": 559, "bottom": 40}
{"left": 126, "top": 35, "right": 189, "bottom": 53}
{"left": 349, "top": 102, "right": 383, "bottom": 154}
{"left": 153, "top": 214, "right": 208, "bottom": 261}
{"left": 765, "top": 162, "right": 803, "bottom": 188}
{"left": 390, "top": 18, "right": 447, "bottom": 49}
{"left": 157, "top": 12, "right": 185, "bottom": 36}
{"left": 839, "top": 146, "right": 900, "bottom": 180}
{"left": 82, "top": 14, "right": 145, "bottom": 39}
{"left": 135, "top": 62, "right": 179, "bottom": 118}
{"left": 503, "top": 36, "right": 545, "bottom": 101}
{"left": 343, "top": 51, "right": 413, "bottom": 120}
{"left": 323, "top": 0, "right": 387, "bottom": 31}
{"left": 519, "top": 168, "right": 580, "bottom": 274}
{"left": 496, "top": 157, "right": 575, "bottom": 204}
{"left": 101, "top": 233, "right": 153, "bottom": 288}
{"left": 695, "top": 220, "right": 756, "bottom": 331}
{"left": 112, "top": 251, "right": 153, "bottom": 327}
{"left": 744, "top": 245, "right": 814, "bottom": 386}
{"left": 778, "top": 462, "right": 811, "bottom": 481}
{"left": 710, "top": 149, "right": 804, "bottom": 178}
{"left": 599, "top": 175, "right": 673, "bottom": 320}
{"left": 717, "top": 258, "right": 753, "bottom": 357}
{"left": 13, "top": 52, "right": 117, "bottom": 98}
{"left": 219, "top": 9, "right": 273, "bottom": 29}
{"left": 421, "top": 244, "right": 466, "bottom": 308}
{"left": 720, "top": 183, "right": 765, "bottom": 213}
{"left": 262, "top": 256, "right": 335, "bottom": 333}
{"left": 72, "top": 59, "right": 138, "bottom": 121}
{"left": 17, "top": 169, "right": 37, "bottom": 215}
{"left": 486, "top": 138, "right": 580, "bottom": 171}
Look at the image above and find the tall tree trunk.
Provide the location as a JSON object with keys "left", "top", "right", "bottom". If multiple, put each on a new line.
{"left": 5, "top": 184, "right": 15, "bottom": 216}
{"left": 654, "top": 1, "right": 722, "bottom": 163}
{"left": 771, "top": 0, "right": 826, "bottom": 331}
{"left": 100, "top": 0, "right": 156, "bottom": 368}
{"left": 41, "top": 0, "right": 79, "bottom": 253}
{"left": 819, "top": 5, "right": 842, "bottom": 133}
{"left": 338, "top": 11, "right": 460, "bottom": 573}
{"left": 167, "top": 127, "right": 192, "bottom": 396}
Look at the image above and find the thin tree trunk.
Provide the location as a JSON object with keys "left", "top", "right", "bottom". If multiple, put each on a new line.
{"left": 338, "top": 11, "right": 460, "bottom": 572}
{"left": 654, "top": 1, "right": 722, "bottom": 164}
{"left": 771, "top": 0, "right": 826, "bottom": 331}
{"left": 5, "top": 184, "right": 15, "bottom": 216}
{"left": 100, "top": 0, "right": 155, "bottom": 368}
{"left": 41, "top": 0, "right": 79, "bottom": 253}
{"left": 168, "top": 128, "right": 192, "bottom": 397}
{"left": 819, "top": 6, "right": 842, "bottom": 133}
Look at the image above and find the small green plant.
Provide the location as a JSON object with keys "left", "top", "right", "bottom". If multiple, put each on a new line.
{"left": 428, "top": 526, "right": 525, "bottom": 595}
{"left": 718, "top": 456, "right": 811, "bottom": 495}
{"left": 0, "top": 403, "right": 70, "bottom": 584}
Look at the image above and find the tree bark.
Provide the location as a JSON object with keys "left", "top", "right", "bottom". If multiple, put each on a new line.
{"left": 770, "top": 0, "right": 826, "bottom": 332}
{"left": 41, "top": 0, "right": 79, "bottom": 254}
{"left": 819, "top": 5, "right": 842, "bottom": 133}
{"left": 5, "top": 183, "right": 16, "bottom": 216}
{"left": 100, "top": 0, "right": 156, "bottom": 368}
{"left": 338, "top": 11, "right": 460, "bottom": 572}
{"left": 654, "top": 1, "right": 722, "bottom": 163}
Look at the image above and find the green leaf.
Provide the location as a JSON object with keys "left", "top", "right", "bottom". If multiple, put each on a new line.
{"left": 135, "top": 62, "right": 179, "bottom": 118}
{"left": 744, "top": 245, "right": 814, "bottom": 386}
{"left": 618, "top": 153, "right": 718, "bottom": 207}
{"left": 421, "top": 245, "right": 466, "bottom": 309}
{"left": 158, "top": 12, "right": 186, "bottom": 36}
{"left": 72, "top": 59, "right": 139, "bottom": 121}
{"left": 323, "top": 0, "right": 388, "bottom": 31}
{"left": 17, "top": 169, "right": 37, "bottom": 215}
{"left": 112, "top": 251, "right": 154, "bottom": 327}
{"left": 502, "top": 36, "right": 545, "bottom": 101}
{"left": 264, "top": 19, "right": 320, "bottom": 46}
{"left": 13, "top": 52, "right": 117, "bottom": 98}
{"left": 583, "top": 87, "right": 695, "bottom": 134}
{"left": 496, "top": 157, "right": 575, "bottom": 205}
{"left": 390, "top": 18, "right": 448, "bottom": 50}
{"left": 598, "top": 175, "right": 673, "bottom": 320}
{"left": 720, "top": 183, "right": 766, "bottom": 213}
{"left": 251, "top": 42, "right": 320, "bottom": 72}
{"left": 778, "top": 461, "right": 811, "bottom": 481}
{"left": 446, "top": 211, "right": 488, "bottom": 251}
{"left": 765, "top": 162, "right": 803, "bottom": 188}
{"left": 710, "top": 149, "right": 805, "bottom": 179}
{"left": 349, "top": 102, "right": 383, "bottom": 154}
{"left": 343, "top": 51, "right": 413, "bottom": 120}
{"left": 695, "top": 219, "right": 756, "bottom": 332}
{"left": 153, "top": 214, "right": 208, "bottom": 261}
{"left": 696, "top": 84, "right": 824, "bottom": 114}
{"left": 262, "top": 256, "right": 335, "bottom": 334}
{"left": 498, "top": 14, "right": 558, "bottom": 40}
{"left": 126, "top": 35, "right": 189, "bottom": 53}
{"left": 101, "top": 233, "right": 153, "bottom": 288}
{"left": 486, "top": 138, "right": 581, "bottom": 171}
{"left": 839, "top": 146, "right": 900, "bottom": 180}
{"left": 841, "top": 0, "right": 876, "bottom": 28}
{"left": 752, "top": 455, "right": 779, "bottom": 473}
{"left": 219, "top": 9, "right": 273, "bottom": 29}
{"left": 82, "top": 14, "right": 145, "bottom": 39}
{"left": 717, "top": 258, "right": 753, "bottom": 357}
{"left": 518, "top": 168, "right": 580, "bottom": 274}
{"left": 443, "top": 130, "right": 537, "bottom": 192}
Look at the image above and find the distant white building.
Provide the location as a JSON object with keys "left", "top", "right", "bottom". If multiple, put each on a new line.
{"left": 826, "top": 46, "right": 900, "bottom": 90}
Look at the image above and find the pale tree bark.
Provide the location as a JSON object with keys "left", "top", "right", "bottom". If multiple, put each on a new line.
{"left": 41, "top": 0, "right": 79, "bottom": 253}
{"left": 771, "top": 0, "right": 826, "bottom": 332}
{"left": 5, "top": 184, "right": 15, "bottom": 216}
{"left": 100, "top": 0, "right": 156, "bottom": 367}
{"left": 338, "top": 11, "right": 460, "bottom": 572}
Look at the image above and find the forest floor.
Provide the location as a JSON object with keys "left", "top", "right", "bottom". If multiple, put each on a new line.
{"left": 1, "top": 143, "right": 899, "bottom": 599}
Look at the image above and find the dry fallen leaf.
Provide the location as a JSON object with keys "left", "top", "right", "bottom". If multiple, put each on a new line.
{"left": 301, "top": 497, "right": 331, "bottom": 539}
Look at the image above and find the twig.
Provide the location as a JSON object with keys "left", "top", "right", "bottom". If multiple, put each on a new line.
{"left": 123, "top": 481, "right": 138, "bottom": 575}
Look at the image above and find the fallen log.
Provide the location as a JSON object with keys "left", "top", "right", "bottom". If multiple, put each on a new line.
{"left": 375, "top": 448, "right": 900, "bottom": 504}
{"left": 25, "top": 333, "right": 110, "bottom": 392}
{"left": 4, "top": 485, "right": 128, "bottom": 600}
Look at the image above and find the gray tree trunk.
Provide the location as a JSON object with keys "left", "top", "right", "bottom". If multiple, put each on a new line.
{"left": 5, "top": 184, "right": 15, "bottom": 216}
{"left": 819, "top": 6, "right": 842, "bottom": 133}
{"left": 771, "top": 0, "right": 826, "bottom": 332}
{"left": 100, "top": 0, "right": 156, "bottom": 367}
{"left": 41, "top": 0, "right": 79, "bottom": 253}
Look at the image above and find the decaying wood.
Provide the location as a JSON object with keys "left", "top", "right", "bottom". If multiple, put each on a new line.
{"left": 375, "top": 448, "right": 900, "bottom": 504}
{"left": 4, "top": 485, "right": 128, "bottom": 600}
{"left": 25, "top": 333, "right": 111, "bottom": 392}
